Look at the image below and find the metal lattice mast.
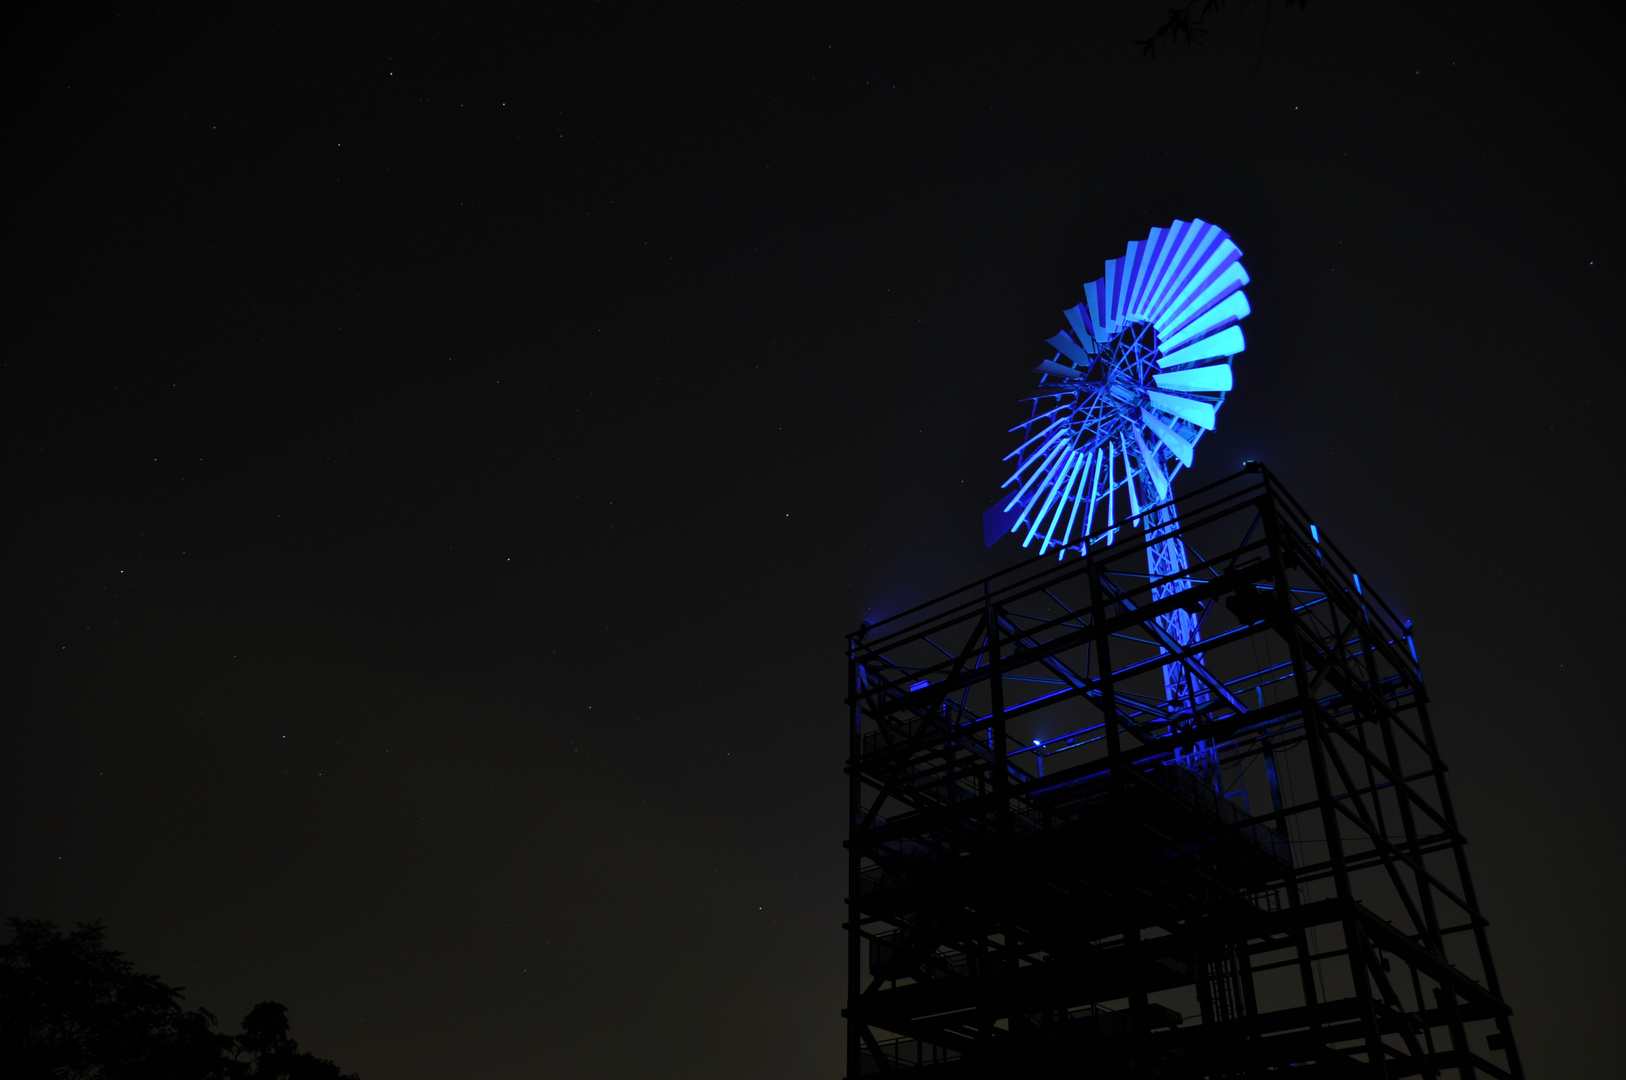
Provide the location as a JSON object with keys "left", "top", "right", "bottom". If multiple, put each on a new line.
{"left": 1142, "top": 495, "right": 1217, "bottom": 780}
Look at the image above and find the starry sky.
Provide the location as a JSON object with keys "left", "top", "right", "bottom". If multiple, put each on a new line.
{"left": 5, "top": 4, "right": 1622, "bottom": 1077}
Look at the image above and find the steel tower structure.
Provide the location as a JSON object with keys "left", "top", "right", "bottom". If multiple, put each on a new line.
{"left": 844, "top": 465, "right": 1523, "bottom": 1078}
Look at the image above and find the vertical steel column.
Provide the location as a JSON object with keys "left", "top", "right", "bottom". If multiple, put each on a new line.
{"left": 1307, "top": 519, "right": 1394, "bottom": 1076}
{"left": 1259, "top": 726, "right": 1322, "bottom": 1014}
{"left": 1262, "top": 482, "right": 1388, "bottom": 1069}
{"left": 980, "top": 582, "right": 1010, "bottom": 1053}
{"left": 1412, "top": 673, "right": 1493, "bottom": 1077}
{"left": 1363, "top": 590, "right": 1458, "bottom": 1078}
{"left": 1408, "top": 625, "right": 1525, "bottom": 1078}
{"left": 845, "top": 633, "right": 863, "bottom": 1079}
{"left": 1087, "top": 549, "right": 1152, "bottom": 1051}
{"left": 983, "top": 582, "right": 1008, "bottom": 800}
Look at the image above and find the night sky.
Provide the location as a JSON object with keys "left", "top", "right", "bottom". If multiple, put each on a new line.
{"left": 6, "top": 4, "right": 1622, "bottom": 1076}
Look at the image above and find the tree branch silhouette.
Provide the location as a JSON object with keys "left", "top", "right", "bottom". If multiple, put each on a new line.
{"left": 1138, "top": 0, "right": 1309, "bottom": 57}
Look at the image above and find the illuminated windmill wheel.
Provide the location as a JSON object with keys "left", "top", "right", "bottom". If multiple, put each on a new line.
{"left": 984, "top": 218, "right": 1251, "bottom": 557}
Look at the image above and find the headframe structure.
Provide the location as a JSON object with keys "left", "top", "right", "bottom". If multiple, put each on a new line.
{"left": 844, "top": 467, "right": 1523, "bottom": 1077}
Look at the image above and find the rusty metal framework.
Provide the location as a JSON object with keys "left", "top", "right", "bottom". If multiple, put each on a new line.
{"left": 844, "top": 465, "right": 1522, "bottom": 1078}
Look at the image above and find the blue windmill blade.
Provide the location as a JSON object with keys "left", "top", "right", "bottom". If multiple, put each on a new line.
{"left": 1002, "top": 440, "right": 1067, "bottom": 505}
{"left": 1117, "top": 241, "right": 1147, "bottom": 318}
{"left": 1080, "top": 449, "right": 1105, "bottom": 548}
{"left": 1012, "top": 449, "right": 1075, "bottom": 538}
{"left": 1142, "top": 409, "right": 1199, "bottom": 467}
{"left": 1057, "top": 449, "right": 1098, "bottom": 557}
{"left": 1001, "top": 430, "right": 1063, "bottom": 491}
{"left": 1121, "top": 435, "right": 1149, "bottom": 516}
{"left": 1044, "top": 330, "right": 1092, "bottom": 367}
{"left": 1010, "top": 401, "right": 1077, "bottom": 434}
{"left": 1131, "top": 237, "right": 1163, "bottom": 314}
{"left": 1141, "top": 220, "right": 1212, "bottom": 318}
{"left": 1158, "top": 324, "right": 1245, "bottom": 369}
{"left": 1102, "top": 253, "right": 1123, "bottom": 326}
{"left": 1134, "top": 227, "right": 1177, "bottom": 315}
{"left": 1146, "top": 389, "right": 1217, "bottom": 430}
{"left": 1027, "top": 451, "right": 1081, "bottom": 549}
{"left": 1158, "top": 264, "right": 1249, "bottom": 346}
{"left": 1102, "top": 444, "right": 1119, "bottom": 544}
{"left": 1122, "top": 229, "right": 1164, "bottom": 318}
{"left": 1102, "top": 256, "right": 1125, "bottom": 330}
{"left": 1159, "top": 287, "right": 1250, "bottom": 355}
{"left": 1114, "top": 250, "right": 1140, "bottom": 328}
{"left": 1003, "top": 419, "right": 1063, "bottom": 462}
{"left": 1112, "top": 241, "right": 1147, "bottom": 323}
{"left": 1048, "top": 450, "right": 1092, "bottom": 554}
{"left": 1033, "top": 357, "right": 1085, "bottom": 378}
{"left": 1004, "top": 433, "right": 1072, "bottom": 509}
{"left": 1134, "top": 222, "right": 1186, "bottom": 317}
{"left": 1083, "top": 278, "right": 1113, "bottom": 340}
{"left": 1063, "top": 303, "right": 1094, "bottom": 348}
{"left": 1152, "top": 237, "right": 1242, "bottom": 328}
{"left": 1149, "top": 222, "right": 1234, "bottom": 321}
{"left": 1019, "top": 450, "right": 1071, "bottom": 539}
{"left": 1153, "top": 363, "right": 1233, "bottom": 393}
{"left": 1132, "top": 428, "right": 1170, "bottom": 501}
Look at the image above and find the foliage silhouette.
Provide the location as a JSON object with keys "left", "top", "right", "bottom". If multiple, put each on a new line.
{"left": 1139, "top": 0, "right": 1309, "bottom": 57}
{"left": 1, "top": 918, "right": 357, "bottom": 1079}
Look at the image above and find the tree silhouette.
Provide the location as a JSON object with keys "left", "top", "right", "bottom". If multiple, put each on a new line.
{"left": 1, "top": 918, "right": 357, "bottom": 1079}
{"left": 233, "top": 1002, "right": 354, "bottom": 1080}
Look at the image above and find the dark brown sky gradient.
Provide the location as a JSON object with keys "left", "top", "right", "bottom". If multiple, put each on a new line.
{"left": 5, "top": 4, "right": 1622, "bottom": 1076}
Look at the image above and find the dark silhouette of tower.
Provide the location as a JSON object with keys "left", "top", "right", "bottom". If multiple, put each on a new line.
{"left": 844, "top": 465, "right": 1522, "bottom": 1078}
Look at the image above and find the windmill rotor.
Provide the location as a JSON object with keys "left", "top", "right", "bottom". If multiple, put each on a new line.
{"left": 986, "top": 219, "right": 1252, "bottom": 558}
